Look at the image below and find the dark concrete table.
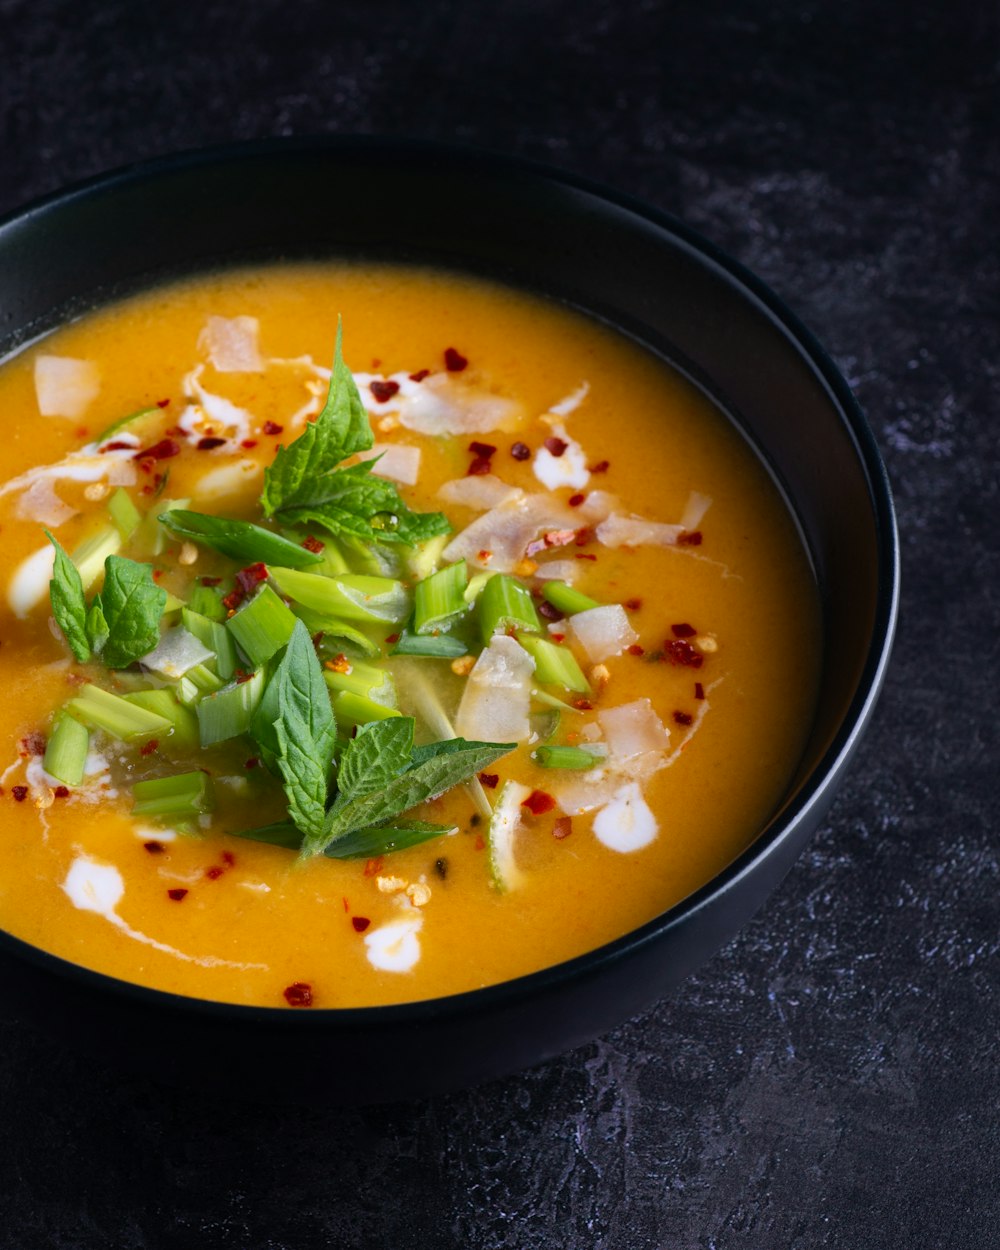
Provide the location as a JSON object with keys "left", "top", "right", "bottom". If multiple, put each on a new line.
{"left": 0, "top": 2, "right": 996, "bottom": 1246}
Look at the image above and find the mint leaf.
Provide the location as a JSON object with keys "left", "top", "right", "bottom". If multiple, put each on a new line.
{"left": 157, "top": 509, "right": 323, "bottom": 569}
{"left": 277, "top": 460, "right": 450, "bottom": 548}
{"left": 336, "top": 717, "right": 414, "bottom": 802}
{"left": 45, "top": 531, "right": 90, "bottom": 663}
{"left": 86, "top": 601, "right": 109, "bottom": 656}
{"left": 266, "top": 620, "right": 337, "bottom": 841}
{"left": 304, "top": 735, "right": 515, "bottom": 858}
{"left": 230, "top": 818, "right": 455, "bottom": 860}
{"left": 92, "top": 555, "right": 166, "bottom": 669}
{"left": 261, "top": 321, "right": 373, "bottom": 516}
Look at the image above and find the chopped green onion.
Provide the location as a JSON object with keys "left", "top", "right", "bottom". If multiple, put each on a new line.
{"left": 43, "top": 713, "right": 90, "bottom": 786}
{"left": 541, "top": 581, "right": 601, "bottom": 615}
{"left": 107, "top": 489, "right": 142, "bottom": 541}
{"left": 67, "top": 684, "right": 172, "bottom": 742}
{"left": 517, "top": 634, "right": 591, "bottom": 694}
{"left": 138, "top": 498, "right": 190, "bottom": 557}
{"left": 175, "top": 663, "right": 225, "bottom": 706}
{"left": 390, "top": 630, "right": 469, "bottom": 658}
{"left": 225, "top": 584, "right": 297, "bottom": 667}
{"left": 71, "top": 526, "right": 122, "bottom": 592}
{"left": 531, "top": 688, "right": 585, "bottom": 713}
{"left": 182, "top": 607, "right": 237, "bottom": 681}
{"left": 187, "top": 582, "right": 226, "bottom": 621}
{"left": 269, "top": 567, "right": 411, "bottom": 625}
{"left": 291, "top": 605, "right": 381, "bottom": 659}
{"left": 463, "top": 571, "right": 492, "bottom": 605}
{"left": 332, "top": 690, "right": 403, "bottom": 729}
{"left": 132, "top": 771, "right": 214, "bottom": 819}
{"left": 478, "top": 573, "right": 541, "bottom": 643}
{"left": 336, "top": 533, "right": 403, "bottom": 579}
{"left": 122, "top": 690, "right": 200, "bottom": 751}
{"left": 414, "top": 561, "right": 468, "bottom": 635}
{"left": 196, "top": 669, "right": 266, "bottom": 747}
{"left": 404, "top": 533, "right": 450, "bottom": 582}
{"left": 322, "top": 659, "right": 397, "bottom": 707}
{"left": 533, "top": 744, "right": 601, "bottom": 770}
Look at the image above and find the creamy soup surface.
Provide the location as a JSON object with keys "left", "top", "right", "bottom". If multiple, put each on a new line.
{"left": 0, "top": 264, "right": 820, "bottom": 1007}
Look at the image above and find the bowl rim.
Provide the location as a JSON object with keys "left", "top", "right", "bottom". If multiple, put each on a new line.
{"left": 0, "top": 134, "right": 900, "bottom": 1025}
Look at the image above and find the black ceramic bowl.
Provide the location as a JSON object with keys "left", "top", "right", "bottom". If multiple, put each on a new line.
{"left": 0, "top": 139, "right": 898, "bottom": 1102}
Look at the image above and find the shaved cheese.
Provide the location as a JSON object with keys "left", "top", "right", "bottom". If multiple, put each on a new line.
{"left": 567, "top": 604, "right": 638, "bottom": 662}
{"left": 16, "top": 477, "right": 77, "bottom": 526}
{"left": 596, "top": 513, "right": 685, "bottom": 548}
{"left": 438, "top": 474, "right": 523, "bottom": 510}
{"left": 533, "top": 422, "right": 589, "bottom": 491}
{"left": 192, "top": 458, "right": 261, "bottom": 499}
{"left": 455, "top": 635, "right": 535, "bottom": 742}
{"left": 592, "top": 782, "right": 659, "bottom": 852}
{"left": 140, "top": 627, "right": 214, "bottom": 679}
{"left": 598, "top": 699, "right": 670, "bottom": 765}
{"left": 577, "top": 490, "right": 621, "bottom": 522}
{"left": 531, "top": 559, "right": 578, "bottom": 583}
{"left": 34, "top": 356, "right": 100, "bottom": 418}
{"left": 178, "top": 364, "right": 254, "bottom": 444}
{"left": 200, "top": 315, "right": 262, "bottom": 373}
{"left": 8, "top": 543, "right": 56, "bottom": 618}
{"left": 397, "top": 373, "right": 522, "bottom": 436}
{"left": 356, "top": 442, "right": 421, "bottom": 485}
{"left": 442, "top": 493, "right": 578, "bottom": 572}
{"left": 681, "top": 490, "right": 713, "bottom": 531}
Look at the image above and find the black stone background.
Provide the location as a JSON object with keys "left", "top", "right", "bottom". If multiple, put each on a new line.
{"left": 0, "top": 1, "right": 997, "bottom": 1247}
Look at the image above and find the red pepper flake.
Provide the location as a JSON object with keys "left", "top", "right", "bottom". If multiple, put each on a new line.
{"left": 156, "top": 397, "right": 171, "bottom": 409}
{"left": 384, "top": 633, "right": 400, "bottom": 646}
{"left": 568, "top": 493, "right": 586, "bottom": 507}
{"left": 477, "top": 549, "right": 493, "bottom": 564}
{"left": 134, "top": 438, "right": 180, "bottom": 461}
{"left": 324, "top": 653, "right": 352, "bottom": 675}
{"left": 301, "top": 534, "right": 325, "bottom": 553}
{"left": 363, "top": 856, "right": 384, "bottom": 877}
{"left": 342, "top": 896, "right": 350, "bottom": 912}
{"left": 241, "top": 439, "right": 258, "bottom": 449}
{"left": 100, "top": 440, "right": 134, "bottom": 453}
{"left": 694, "top": 682, "right": 705, "bottom": 700}
{"left": 196, "top": 436, "right": 227, "bottom": 451}
{"left": 474, "top": 833, "right": 486, "bottom": 851}
{"left": 201, "top": 576, "right": 222, "bottom": 587}
{"left": 575, "top": 553, "right": 597, "bottom": 561}
{"left": 626, "top": 644, "right": 645, "bottom": 656}
{"left": 469, "top": 441, "right": 496, "bottom": 459}
{"left": 538, "top": 600, "right": 563, "bottom": 622}
{"left": 543, "top": 436, "right": 568, "bottom": 458}
{"left": 222, "top": 851, "right": 235, "bottom": 867}
{"left": 673, "top": 710, "right": 694, "bottom": 726}
{"left": 526, "top": 529, "right": 578, "bottom": 558}
{"left": 222, "top": 586, "right": 246, "bottom": 611}
{"left": 152, "top": 569, "right": 164, "bottom": 582}
{"left": 510, "top": 441, "right": 531, "bottom": 461}
{"left": 143, "top": 840, "right": 165, "bottom": 854}
{"left": 624, "top": 598, "right": 643, "bottom": 611}
{"left": 552, "top": 817, "right": 573, "bottom": 840}
{"left": 283, "top": 982, "right": 313, "bottom": 1008}
{"left": 409, "top": 368, "right": 430, "bottom": 383}
{"left": 53, "top": 785, "right": 70, "bottom": 799}
{"left": 205, "top": 865, "right": 224, "bottom": 880}
{"left": 370, "top": 379, "right": 401, "bottom": 403}
{"left": 589, "top": 459, "right": 610, "bottom": 474}
{"left": 550, "top": 632, "right": 566, "bottom": 642}
{"left": 478, "top": 772, "right": 500, "bottom": 789}
{"left": 234, "top": 668, "right": 254, "bottom": 685}
{"left": 678, "top": 530, "right": 702, "bottom": 546}
{"left": 444, "top": 347, "right": 468, "bottom": 372}
{"left": 671, "top": 622, "right": 696, "bottom": 638}
{"left": 139, "top": 739, "right": 159, "bottom": 757}
{"left": 236, "top": 562, "right": 268, "bottom": 595}
{"left": 167, "top": 888, "right": 188, "bottom": 901}
{"left": 575, "top": 527, "right": 595, "bottom": 546}
{"left": 351, "top": 916, "right": 371, "bottom": 933}
{"left": 663, "top": 639, "right": 704, "bottom": 668}
{"left": 467, "top": 456, "right": 493, "bottom": 477}
{"left": 11, "top": 785, "right": 28, "bottom": 802}
{"left": 19, "top": 733, "right": 46, "bottom": 757}
{"left": 572, "top": 697, "right": 594, "bottom": 711}
{"left": 245, "top": 756, "right": 260, "bottom": 770}
{"left": 262, "top": 420, "right": 284, "bottom": 436}
{"left": 522, "top": 789, "right": 556, "bottom": 816}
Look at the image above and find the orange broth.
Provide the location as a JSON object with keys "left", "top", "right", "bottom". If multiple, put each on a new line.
{"left": 0, "top": 263, "right": 820, "bottom": 1006}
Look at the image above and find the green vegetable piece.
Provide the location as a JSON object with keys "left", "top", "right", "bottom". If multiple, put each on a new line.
{"left": 123, "top": 690, "right": 199, "bottom": 751}
{"left": 478, "top": 573, "right": 541, "bottom": 644}
{"left": 338, "top": 717, "right": 414, "bottom": 802}
{"left": 269, "top": 566, "right": 411, "bottom": 625}
{"left": 157, "top": 509, "right": 324, "bottom": 569}
{"left": 44, "top": 532, "right": 90, "bottom": 663}
{"left": 332, "top": 691, "right": 403, "bottom": 730}
{"left": 71, "top": 526, "right": 122, "bottom": 591}
{"left": 182, "top": 607, "right": 237, "bottom": 681}
{"left": 67, "top": 684, "right": 172, "bottom": 742}
{"left": 43, "top": 713, "right": 90, "bottom": 786}
{"left": 132, "top": 771, "right": 214, "bottom": 820}
{"left": 196, "top": 668, "right": 265, "bottom": 746}
{"left": 175, "top": 663, "right": 225, "bottom": 706}
{"left": 107, "top": 489, "right": 143, "bottom": 542}
{"left": 517, "top": 634, "right": 591, "bottom": 694}
{"left": 92, "top": 555, "right": 167, "bottom": 669}
{"left": 532, "top": 744, "right": 602, "bottom": 770}
{"left": 414, "top": 561, "right": 468, "bottom": 634}
{"left": 230, "top": 819, "right": 456, "bottom": 860}
{"left": 322, "top": 659, "right": 397, "bottom": 707}
{"left": 487, "top": 780, "right": 530, "bottom": 892}
{"left": 389, "top": 630, "right": 469, "bottom": 659}
{"left": 225, "top": 584, "right": 297, "bottom": 667}
{"left": 541, "top": 581, "right": 601, "bottom": 615}
{"left": 187, "top": 582, "right": 226, "bottom": 622}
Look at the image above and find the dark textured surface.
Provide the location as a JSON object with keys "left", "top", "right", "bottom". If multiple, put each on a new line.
{"left": 0, "top": 2, "right": 997, "bottom": 1247}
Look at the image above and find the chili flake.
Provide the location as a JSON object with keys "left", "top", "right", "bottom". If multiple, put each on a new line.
{"left": 552, "top": 817, "right": 573, "bottom": 840}
{"left": 544, "top": 436, "right": 568, "bottom": 458}
{"left": 196, "top": 436, "right": 227, "bottom": 451}
{"left": 301, "top": 535, "right": 325, "bottom": 553}
{"left": 236, "top": 562, "right": 269, "bottom": 595}
{"left": 694, "top": 682, "right": 705, "bottom": 700}
{"left": 538, "top": 600, "right": 563, "bottom": 622}
{"left": 262, "top": 420, "right": 284, "bottom": 436}
{"left": 139, "top": 739, "right": 159, "bottom": 757}
{"left": 568, "top": 493, "right": 585, "bottom": 507}
{"left": 53, "top": 785, "right": 70, "bottom": 799}
{"left": 444, "top": 347, "right": 468, "bottom": 372}
{"left": 134, "top": 438, "right": 180, "bottom": 461}
{"left": 363, "top": 856, "right": 384, "bottom": 877}
{"left": 201, "top": 576, "right": 222, "bottom": 587}
{"left": 156, "top": 397, "right": 171, "bottom": 409}
{"left": 510, "top": 441, "right": 531, "bottom": 461}
{"left": 671, "top": 622, "right": 696, "bottom": 638}
{"left": 589, "top": 459, "right": 610, "bottom": 474}
{"left": 351, "top": 916, "right": 371, "bottom": 933}
{"left": 663, "top": 639, "right": 704, "bottom": 668}
{"left": 167, "top": 888, "right": 188, "bottom": 901}
{"left": 673, "top": 710, "right": 694, "bottom": 726}
{"left": 205, "top": 865, "right": 224, "bottom": 880}
{"left": 626, "top": 644, "right": 645, "bottom": 656}
{"left": 143, "top": 840, "right": 165, "bottom": 854}
{"left": 522, "top": 789, "right": 556, "bottom": 816}
{"left": 678, "top": 530, "right": 702, "bottom": 546}
{"left": 409, "top": 368, "right": 430, "bottom": 382}
{"left": 478, "top": 772, "right": 500, "bottom": 789}
{"left": 283, "top": 982, "right": 313, "bottom": 1007}
{"left": 370, "top": 379, "right": 400, "bottom": 403}
{"left": 11, "top": 786, "right": 28, "bottom": 802}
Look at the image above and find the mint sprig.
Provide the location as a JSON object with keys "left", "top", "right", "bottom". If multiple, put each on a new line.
{"left": 45, "top": 531, "right": 90, "bottom": 663}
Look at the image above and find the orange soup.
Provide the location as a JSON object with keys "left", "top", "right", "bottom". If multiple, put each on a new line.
{"left": 0, "top": 264, "right": 820, "bottom": 1007}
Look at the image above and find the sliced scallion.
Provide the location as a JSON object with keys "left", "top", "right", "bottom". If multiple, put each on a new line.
{"left": 67, "top": 684, "right": 172, "bottom": 743}
{"left": 414, "top": 561, "right": 468, "bottom": 635}
{"left": 332, "top": 690, "right": 403, "bottom": 729}
{"left": 517, "top": 634, "right": 591, "bottom": 694}
{"left": 187, "top": 582, "right": 227, "bottom": 622}
{"left": 322, "top": 660, "right": 397, "bottom": 708}
{"left": 71, "top": 526, "right": 122, "bottom": 592}
{"left": 175, "top": 663, "right": 225, "bottom": 707}
{"left": 225, "top": 584, "right": 297, "bottom": 667}
{"left": 390, "top": 630, "right": 469, "bottom": 659}
{"left": 132, "top": 771, "right": 214, "bottom": 819}
{"left": 107, "top": 489, "right": 142, "bottom": 542}
{"left": 182, "top": 607, "right": 237, "bottom": 681}
{"left": 122, "top": 690, "right": 200, "bottom": 751}
{"left": 541, "top": 581, "right": 601, "bottom": 615}
{"left": 478, "top": 574, "right": 541, "bottom": 644}
{"left": 196, "top": 669, "right": 266, "bottom": 747}
{"left": 269, "top": 567, "right": 411, "bottom": 625}
{"left": 42, "top": 713, "right": 90, "bottom": 786}
{"left": 533, "top": 744, "right": 601, "bottom": 770}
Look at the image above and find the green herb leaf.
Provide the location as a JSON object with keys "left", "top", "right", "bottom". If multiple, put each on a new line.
{"left": 92, "top": 555, "right": 167, "bottom": 669}
{"left": 304, "top": 734, "right": 515, "bottom": 858}
{"left": 157, "top": 509, "right": 323, "bottom": 569}
{"left": 45, "top": 531, "right": 90, "bottom": 663}
{"left": 261, "top": 321, "right": 373, "bottom": 516}
{"left": 336, "top": 717, "right": 414, "bottom": 802}
{"left": 276, "top": 460, "right": 450, "bottom": 548}
{"left": 230, "top": 818, "right": 455, "bottom": 860}
{"left": 86, "top": 601, "right": 109, "bottom": 655}
{"left": 266, "top": 620, "right": 337, "bottom": 841}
